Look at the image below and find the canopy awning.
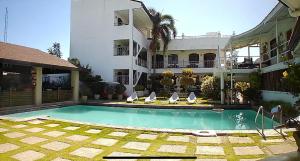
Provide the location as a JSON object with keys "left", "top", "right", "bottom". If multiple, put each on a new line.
{"left": 226, "top": 3, "right": 289, "bottom": 49}
{"left": 280, "top": 0, "right": 300, "bottom": 17}
{"left": 0, "top": 42, "right": 77, "bottom": 70}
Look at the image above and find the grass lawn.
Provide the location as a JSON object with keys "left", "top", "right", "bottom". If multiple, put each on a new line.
{"left": 106, "top": 97, "right": 219, "bottom": 107}
{"left": 0, "top": 118, "right": 298, "bottom": 161}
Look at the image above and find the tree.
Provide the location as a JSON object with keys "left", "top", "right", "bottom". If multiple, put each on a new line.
{"left": 48, "top": 42, "right": 62, "bottom": 58}
{"left": 201, "top": 75, "right": 220, "bottom": 100}
{"left": 180, "top": 69, "right": 195, "bottom": 92}
{"left": 160, "top": 70, "right": 174, "bottom": 94}
{"left": 149, "top": 9, "right": 177, "bottom": 72}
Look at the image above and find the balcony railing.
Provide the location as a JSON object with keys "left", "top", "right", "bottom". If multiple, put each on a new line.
{"left": 224, "top": 56, "right": 260, "bottom": 69}
{"left": 152, "top": 60, "right": 216, "bottom": 69}
{"left": 137, "top": 58, "right": 147, "bottom": 68}
{"left": 114, "top": 75, "right": 129, "bottom": 85}
{"left": 115, "top": 46, "right": 129, "bottom": 56}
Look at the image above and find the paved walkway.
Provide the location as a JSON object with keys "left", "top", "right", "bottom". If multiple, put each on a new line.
{"left": 0, "top": 119, "right": 298, "bottom": 161}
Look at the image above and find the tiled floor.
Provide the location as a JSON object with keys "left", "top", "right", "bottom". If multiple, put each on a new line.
{"left": 0, "top": 119, "right": 298, "bottom": 161}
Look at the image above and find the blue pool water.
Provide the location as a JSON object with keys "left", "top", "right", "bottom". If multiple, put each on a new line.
{"left": 7, "top": 105, "right": 275, "bottom": 130}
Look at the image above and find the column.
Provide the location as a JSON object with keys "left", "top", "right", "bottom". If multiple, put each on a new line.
{"left": 220, "top": 71, "right": 225, "bottom": 104}
{"left": 129, "top": 9, "right": 134, "bottom": 94}
{"left": 34, "top": 67, "right": 42, "bottom": 106}
{"left": 71, "top": 70, "right": 79, "bottom": 103}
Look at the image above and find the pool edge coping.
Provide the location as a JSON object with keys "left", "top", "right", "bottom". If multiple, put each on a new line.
{"left": 0, "top": 115, "right": 296, "bottom": 135}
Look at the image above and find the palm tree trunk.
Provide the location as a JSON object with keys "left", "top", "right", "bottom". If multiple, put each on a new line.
{"left": 153, "top": 51, "right": 157, "bottom": 74}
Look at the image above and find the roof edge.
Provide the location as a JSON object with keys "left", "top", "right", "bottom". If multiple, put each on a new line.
{"left": 130, "top": 0, "right": 153, "bottom": 22}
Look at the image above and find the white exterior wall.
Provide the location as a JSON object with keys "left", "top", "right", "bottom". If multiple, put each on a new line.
{"left": 261, "top": 90, "right": 299, "bottom": 105}
{"left": 70, "top": 0, "right": 230, "bottom": 95}
{"left": 70, "top": 0, "right": 150, "bottom": 94}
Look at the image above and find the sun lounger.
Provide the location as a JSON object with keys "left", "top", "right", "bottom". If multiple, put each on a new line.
{"left": 145, "top": 92, "right": 156, "bottom": 103}
{"left": 169, "top": 92, "right": 179, "bottom": 104}
{"left": 126, "top": 92, "right": 138, "bottom": 103}
{"left": 187, "top": 92, "right": 197, "bottom": 104}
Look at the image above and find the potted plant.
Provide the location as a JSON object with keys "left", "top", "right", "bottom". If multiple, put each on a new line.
{"left": 116, "top": 84, "right": 126, "bottom": 100}
{"left": 80, "top": 83, "right": 92, "bottom": 104}
{"left": 135, "top": 85, "right": 145, "bottom": 97}
{"left": 106, "top": 85, "right": 115, "bottom": 100}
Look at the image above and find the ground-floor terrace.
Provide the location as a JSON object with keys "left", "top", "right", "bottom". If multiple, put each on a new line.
{"left": 0, "top": 118, "right": 298, "bottom": 161}
{"left": 0, "top": 42, "right": 79, "bottom": 109}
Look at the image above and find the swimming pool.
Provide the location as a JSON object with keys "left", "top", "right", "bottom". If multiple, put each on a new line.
{"left": 7, "top": 105, "right": 275, "bottom": 130}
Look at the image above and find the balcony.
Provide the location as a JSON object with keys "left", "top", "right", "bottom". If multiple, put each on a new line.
{"left": 152, "top": 60, "right": 216, "bottom": 69}
{"left": 115, "top": 46, "right": 129, "bottom": 56}
{"left": 114, "top": 39, "right": 129, "bottom": 56}
{"left": 114, "top": 75, "right": 129, "bottom": 85}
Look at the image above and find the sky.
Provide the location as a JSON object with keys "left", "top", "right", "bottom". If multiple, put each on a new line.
{"left": 0, "top": 0, "right": 279, "bottom": 59}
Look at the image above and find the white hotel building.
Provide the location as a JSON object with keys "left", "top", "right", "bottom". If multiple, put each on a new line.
{"left": 70, "top": 0, "right": 300, "bottom": 104}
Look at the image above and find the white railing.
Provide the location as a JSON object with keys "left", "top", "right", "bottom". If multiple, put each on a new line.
{"left": 114, "top": 75, "right": 129, "bottom": 85}
{"left": 255, "top": 106, "right": 265, "bottom": 138}
{"left": 224, "top": 56, "right": 260, "bottom": 69}
{"left": 152, "top": 60, "right": 216, "bottom": 69}
{"left": 137, "top": 58, "right": 147, "bottom": 68}
{"left": 115, "top": 46, "right": 129, "bottom": 56}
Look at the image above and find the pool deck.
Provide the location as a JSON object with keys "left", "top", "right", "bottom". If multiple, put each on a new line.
{"left": 0, "top": 118, "right": 299, "bottom": 161}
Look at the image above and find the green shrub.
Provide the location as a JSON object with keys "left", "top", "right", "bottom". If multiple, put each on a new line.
{"left": 200, "top": 76, "right": 220, "bottom": 100}
{"left": 115, "top": 84, "right": 126, "bottom": 95}
{"left": 180, "top": 68, "right": 195, "bottom": 91}
{"left": 135, "top": 85, "right": 145, "bottom": 91}
{"left": 260, "top": 101, "right": 299, "bottom": 118}
{"left": 106, "top": 85, "right": 115, "bottom": 95}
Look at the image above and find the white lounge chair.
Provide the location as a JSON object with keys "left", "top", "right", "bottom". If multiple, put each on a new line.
{"left": 169, "top": 92, "right": 179, "bottom": 104}
{"left": 187, "top": 92, "right": 197, "bottom": 104}
{"left": 145, "top": 92, "right": 156, "bottom": 103}
{"left": 126, "top": 92, "right": 138, "bottom": 103}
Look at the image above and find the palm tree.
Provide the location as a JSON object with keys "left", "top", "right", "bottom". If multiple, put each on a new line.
{"left": 149, "top": 9, "right": 177, "bottom": 73}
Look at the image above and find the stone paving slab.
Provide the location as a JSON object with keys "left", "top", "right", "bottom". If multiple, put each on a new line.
{"left": 122, "top": 142, "right": 151, "bottom": 151}
{"left": 233, "top": 146, "right": 264, "bottom": 155}
{"left": 0, "top": 128, "right": 8, "bottom": 132}
{"left": 151, "top": 159, "right": 181, "bottom": 161}
{"left": 4, "top": 132, "right": 26, "bottom": 138}
{"left": 157, "top": 145, "right": 186, "bottom": 153}
{"left": 45, "top": 124, "right": 60, "bottom": 128}
{"left": 43, "top": 131, "right": 66, "bottom": 137}
{"left": 20, "top": 136, "right": 48, "bottom": 145}
{"left": 107, "top": 152, "right": 140, "bottom": 161}
{"left": 28, "top": 120, "right": 44, "bottom": 124}
{"left": 167, "top": 135, "right": 190, "bottom": 142}
{"left": 109, "top": 131, "right": 128, "bottom": 137}
{"left": 240, "top": 159, "right": 262, "bottom": 161}
{"left": 263, "top": 131, "right": 282, "bottom": 137}
{"left": 92, "top": 138, "right": 118, "bottom": 146}
{"left": 41, "top": 141, "right": 70, "bottom": 151}
{"left": 196, "top": 146, "right": 225, "bottom": 155}
{"left": 25, "top": 127, "right": 45, "bottom": 133}
{"left": 70, "top": 147, "right": 102, "bottom": 159}
{"left": 85, "top": 129, "right": 102, "bottom": 134}
{"left": 197, "top": 137, "right": 222, "bottom": 144}
{"left": 52, "top": 157, "right": 71, "bottom": 161}
{"left": 195, "top": 159, "right": 227, "bottom": 161}
{"left": 267, "top": 143, "right": 297, "bottom": 154}
{"left": 137, "top": 134, "right": 158, "bottom": 140}
{"left": 63, "top": 126, "right": 80, "bottom": 131}
{"left": 12, "top": 124, "right": 27, "bottom": 129}
{"left": 228, "top": 137, "right": 254, "bottom": 144}
{"left": 66, "top": 134, "right": 89, "bottom": 141}
{"left": 11, "top": 150, "right": 45, "bottom": 161}
{"left": 0, "top": 143, "right": 19, "bottom": 153}
{"left": 261, "top": 139, "right": 285, "bottom": 143}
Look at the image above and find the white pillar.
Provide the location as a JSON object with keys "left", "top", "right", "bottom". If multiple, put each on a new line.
{"left": 275, "top": 18, "right": 280, "bottom": 63}
{"left": 129, "top": 9, "right": 134, "bottom": 94}
{"left": 34, "top": 67, "right": 42, "bottom": 106}
{"left": 220, "top": 71, "right": 225, "bottom": 104}
{"left": 71, "top": 70, "right": 79, "bottom": 103}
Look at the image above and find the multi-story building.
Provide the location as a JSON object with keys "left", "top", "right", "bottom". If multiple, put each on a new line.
{"left": 226, "top": 2, "right": 300, "bottom": 105}
{"left": 70, "top": 0, "right": 300, "bottom": 104}
{"left": 70, "top": 0, "right": 230, "bottom": 95}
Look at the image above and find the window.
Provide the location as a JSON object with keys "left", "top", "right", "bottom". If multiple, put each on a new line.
{"left": 270, "top": 38, "right": 277, "bottom": 57}
{"left": 189, "top": 53, "right": 199, "bottom": 64}
{"left": 168, "top": 54, "right": 178, "bottom": 64}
